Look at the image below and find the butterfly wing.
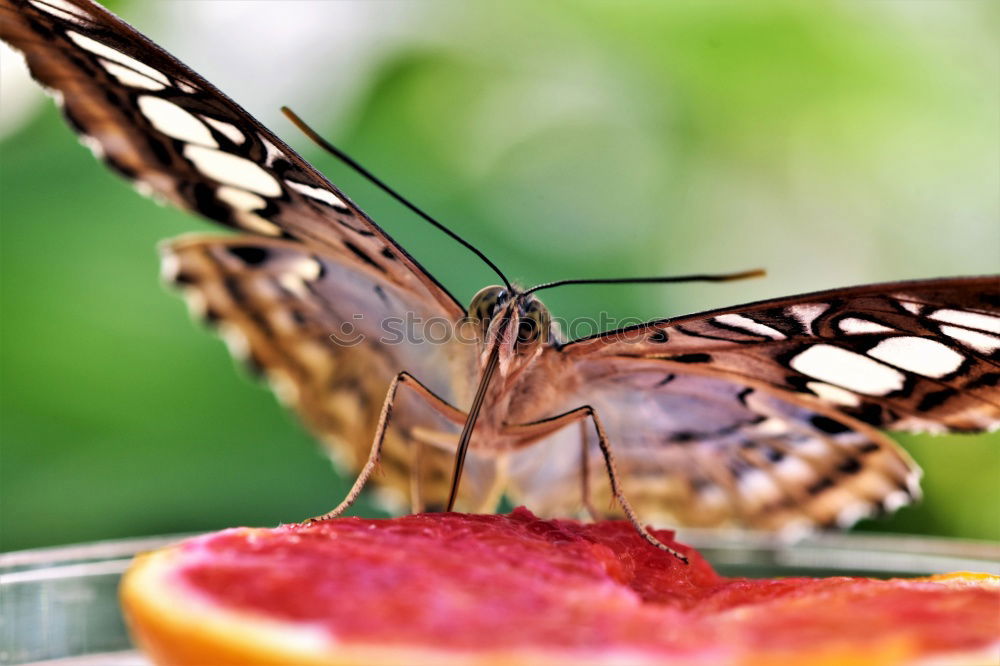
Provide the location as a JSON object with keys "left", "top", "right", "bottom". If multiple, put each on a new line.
{"left": 164, "top": 235, "right": 498, "bottom": 512}
{"left": 2, "top": 0, "right": 492, "bottom": 508}
{"left": 0, "top": 0, "right": 461, "bottom": 318}
{"left": 507, "top": 277, "right": 998, "bottom": 529}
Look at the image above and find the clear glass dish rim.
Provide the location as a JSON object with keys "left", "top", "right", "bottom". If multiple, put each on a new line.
{"left": 2, "top": 528, "right": 998, "bottom": 580}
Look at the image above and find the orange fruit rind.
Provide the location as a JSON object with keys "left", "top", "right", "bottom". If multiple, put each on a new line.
{"left": 121, "top": 511, "right": 1000, "bottom": 666}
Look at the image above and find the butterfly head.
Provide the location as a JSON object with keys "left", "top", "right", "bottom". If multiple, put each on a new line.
{"left": 468, "top": 285, "right": 552, "bottom": 377}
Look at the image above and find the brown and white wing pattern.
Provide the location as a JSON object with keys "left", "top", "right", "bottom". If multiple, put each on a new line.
{"left": 0, "top": 0, "right": 461, "bottom": 317}
{"left": 0, "top": 0, "right": 493, "bottom": 508}
{"left": 564, "top": 277, "right": 999, "bottom": 431}
{"left": 508, "top": 277, "right": 998, "bottom": 530}
{"left": 163, "top": 235, "right": 497, "bottom": 512}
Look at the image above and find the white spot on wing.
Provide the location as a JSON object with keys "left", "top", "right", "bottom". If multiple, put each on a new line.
{"left": 278, "top": 274, "right": 307, "bottom": 297}
{"left": 78, "top": 134, "right": 105, "bottom": 159}
{"left": 754, "top": 418, "right": 788, "bottom": 436}
{"left": 694, "top": 484, "right": 728, "bottom": 513}
{"left": 159, "top": 253, "right": 180, "bottom": 283}
{"left": 838, "top": 317, "right": 895, "bottom": 335}
{"left": 790, "top": 344, "right": 905, "bottom": 396}
{"left": 290, "top": 257, "right": 322, "bottom": 281}
{"left": 939, "top": 325, "right": 1000, "bottom": 354}
{"left": 201, "top": 116, "right": 246, "bottom": 145}
{"left": 929, "top": 308, "right": 1000, "bottom": 334}
{"left": 806, "top": 381, "right": 861, "bottom": 407}
{"left": 133, "top": 180, "right": 154, "bottom": 198}
{"left": 181, "top": 288, "right": 207, "bottom": 318}
{"left": 867, "top": 336, "right": 964, "bottom": 378}
{"left": 28, "top": 0, "right": 86, "bottom": 24}
{"left": 836, "top": 501, "right": 874, "bottom": 528}
{"left": 66, "top": 31, "right": 170, "bottom": 86}
{"left": 261, "top": 138, "right": 284, "bottom": 167}
{"left": 773, "top": 456, "right": 815, "bottom": 485}
{"left": 738, "top": 470, "right": 782, "bottom": 505}
{"left": 882, "top": 489, "right": 911, "bottom": 513}
{"left": 285, "top": 180, "right": 347, "bottom": 209}
{"left": 793, "top": 439, "right": 833, "bottom": 461}
{"left": 900, "top": 301, "right": 922, "bottom": 315}
{"left": 786, "top": 303, "right": 829, "bottom": 333}
{"left": 99, "top": 59, "right": 166, "bottom": 91}
{"left": 183, "top": 144, "right": 282, "bottom": 197}
{"left": 267, "top": 370, "right": 299, "bottom": 407}
{"left": 233, "top": 211, "right": 281, "bottom": 236}
{"left": 138, "top": 96, "right": 216, "bottom": 147}
{"left": 714, "top": 313, "right": 786, "bottom": 339}
{"left": 216, "top": 185, "right": 265, "bottom": 213}
{"left": 276, "top": 260, "right": 322, "bottom": 295}
{"left": 219, "top": 323, "right": 250, "bottom": 360}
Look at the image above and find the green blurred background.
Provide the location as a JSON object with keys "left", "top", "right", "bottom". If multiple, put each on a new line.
{"left": 1, "top": 0, "right": 997, "bottom": 552}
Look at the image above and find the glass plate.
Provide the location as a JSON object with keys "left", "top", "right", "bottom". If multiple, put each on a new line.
{"left": 2, "top": 530, "right": 998, "bottom": 666}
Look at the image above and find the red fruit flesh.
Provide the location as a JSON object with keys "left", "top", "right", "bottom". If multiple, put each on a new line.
{"left": 164, "top": 507, "right": 998, "bottom": 660}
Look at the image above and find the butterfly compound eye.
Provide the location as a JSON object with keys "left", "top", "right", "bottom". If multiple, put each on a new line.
{"left": 468, "top": 286, "right": 508, "bottom": 328}
{"left": 516, "top": 298, "right": 551, "bottom": 347}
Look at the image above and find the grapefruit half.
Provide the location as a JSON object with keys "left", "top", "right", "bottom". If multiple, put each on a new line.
{"left": 121, "top": 508, "right": 999, "bottom": 666}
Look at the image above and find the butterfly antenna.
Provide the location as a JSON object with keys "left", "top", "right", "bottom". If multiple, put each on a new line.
{"left": 282, "top": 107, "right": 512, "bottom": 290}
{"left": 525, "top": 269, "right": 765, "bottom": 295}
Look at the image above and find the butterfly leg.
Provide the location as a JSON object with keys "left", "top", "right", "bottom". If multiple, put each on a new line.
{"left": 505, "top": 406, "right": 688, "bottom": 563}
{"left": 579, "top": 420, "right": 601, "bottom": 522}
{"left": 311, "top": 371, "right": 465, "bottom": 522}
{"left": 410, "top": 439, "right": 426, "bottom": 514}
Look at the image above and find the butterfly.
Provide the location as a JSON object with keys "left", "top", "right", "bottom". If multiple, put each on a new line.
{"left": 4, "top": 0, "right": 998, "bottom": 559}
